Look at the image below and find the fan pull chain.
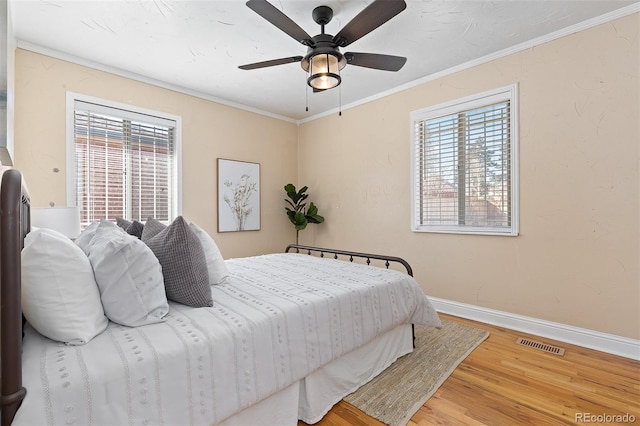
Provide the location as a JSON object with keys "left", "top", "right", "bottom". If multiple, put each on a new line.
{"left": 305, "top": 78, "right": 309, "bottom": 112}
{"left": 338, "top": 84, "right": 342, "bottom": 116}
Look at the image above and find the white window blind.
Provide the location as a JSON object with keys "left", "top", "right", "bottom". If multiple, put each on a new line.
{"left": 72, "top": 99, "right": 177, "bottom": 226}
{"left": 411, "top": 85, "right": 518, "bottom": 235}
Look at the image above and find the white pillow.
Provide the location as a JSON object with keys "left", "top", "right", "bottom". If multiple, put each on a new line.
{"left": 76, "top": 220, "right": 123, "bottom": 255}
{"left": 21, "top": 228, "right": 108, "bottom": 345}
{"left": 189, "top": 222, "right": 229, "bottom": 285}
{"left": 74, "top": 220, "right": 99, "bottom": 255}
{"left": 87, "top": 220, "right": 169, "bottom": 327}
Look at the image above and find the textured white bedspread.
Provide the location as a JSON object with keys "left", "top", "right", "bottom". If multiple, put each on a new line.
{"left": 14, "top": 253, "right": 441, "bottom": 425}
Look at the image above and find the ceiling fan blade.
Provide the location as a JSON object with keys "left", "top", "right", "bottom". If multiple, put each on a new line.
{"left": 333, "top": 0, "right": 406, "bottom": 47}
{"left": 246, "top": 0, "right": 313, "bottom": 46}
{"left": 345, "top": 52, "right": 407, "bottom": 71}
{"left": 239, "top": 56, "right": 303, "bottom": 70}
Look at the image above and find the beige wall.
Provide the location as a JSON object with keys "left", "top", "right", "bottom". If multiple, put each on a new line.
{"left": 298, "top": 14, "right": 639, "bottom": 339}
{"left": 14, "top": 49, "right": 299, "bottom": 258}
{"left": 13, "top": 13, "right": 639, "bottom": 340}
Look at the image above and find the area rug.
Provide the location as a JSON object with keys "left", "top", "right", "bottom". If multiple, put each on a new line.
{"left": 344, "top": 320, "right": 489, "bottom": 426}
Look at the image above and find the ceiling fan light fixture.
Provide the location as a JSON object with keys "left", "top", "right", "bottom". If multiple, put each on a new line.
{"left": 241, "top": 0, "right": 409, "bottom": 98}
{"left": 307, "top": 52, "right": 342, "bottom": 90}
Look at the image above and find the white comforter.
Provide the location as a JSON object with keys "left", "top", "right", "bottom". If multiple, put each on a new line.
{"left": 14, "top": 253, "right": 441, "bottom": 425}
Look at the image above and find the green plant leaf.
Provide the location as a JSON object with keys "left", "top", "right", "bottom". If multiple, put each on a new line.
{"left": 293, "top": 211, "right": 308, "bottom": 230}
{"left": 285, "top": 183, "right": 302, "bottom": 204}
{"left": 307, "top": 214, "right": 324, "bottom": 224}
{"left": 305, "top": 203, "right": 324, "bottom": 223}
{"left": 285, "top": 199, "right": 297, "bottom": 210}
{"left": 284, "top": 184, "right": 322, "bottom": 234}
{"left": 285, "top": 184, "right": 311, "bottom": 209}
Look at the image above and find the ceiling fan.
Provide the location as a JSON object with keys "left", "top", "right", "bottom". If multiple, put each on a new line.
{"left": 238, "top": 0, "right": 408, "bottom": 92}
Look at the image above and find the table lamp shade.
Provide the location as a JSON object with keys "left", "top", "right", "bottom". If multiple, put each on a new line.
{"left": 31, "top": 207, "right": 81, "bottom": 239}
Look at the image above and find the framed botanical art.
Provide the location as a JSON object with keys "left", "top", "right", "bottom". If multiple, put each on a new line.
{"left": 217, "top": 158, "right": 261, "bottom": 232}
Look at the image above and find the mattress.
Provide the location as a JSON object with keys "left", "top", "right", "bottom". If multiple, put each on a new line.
{"left": 13, "top": 253, "right": 441, "bottom": 425}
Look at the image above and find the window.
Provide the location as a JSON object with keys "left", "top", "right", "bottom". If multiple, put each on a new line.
{"left": 411, "top": 85, "right": 518, "bottom": 235}
{"left": 67, "top": 94, "right": 181, "bottom": 226}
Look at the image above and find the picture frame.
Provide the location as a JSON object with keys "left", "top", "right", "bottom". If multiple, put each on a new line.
{"left": 217, "top": 158, "right": 261, "bottom": 232}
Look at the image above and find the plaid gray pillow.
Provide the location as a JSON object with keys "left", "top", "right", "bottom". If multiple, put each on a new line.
{"left": 144, "top": 217, "right": 212, "bottom": 307}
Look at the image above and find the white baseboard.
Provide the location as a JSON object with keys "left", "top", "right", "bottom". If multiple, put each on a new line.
{"left": 430, "top": 297, "right": 640, "bottom": 360}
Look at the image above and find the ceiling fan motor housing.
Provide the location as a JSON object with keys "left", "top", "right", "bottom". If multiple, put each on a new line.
{"left": 300, "top": 34, "right": 347, "bottom": 72}
{"left": 312, "top": 6, "right": 333, "bottom": 26}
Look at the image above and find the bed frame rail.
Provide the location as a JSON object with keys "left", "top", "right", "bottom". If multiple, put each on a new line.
{"left": 285, "top": 244, "right": 414, "bottom": 276}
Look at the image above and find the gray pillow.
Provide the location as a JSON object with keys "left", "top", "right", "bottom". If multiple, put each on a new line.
{"left": 144, "top": 216, "right": 212, "bottom": 307}
{"left": 126, "top": 220, "right": 144, "bottom": 239}
{"left": 141, "top": 217, "right": 167, "bottom": 242}
{"left": 116, "top": 217, "right": 132, "bottom": 231}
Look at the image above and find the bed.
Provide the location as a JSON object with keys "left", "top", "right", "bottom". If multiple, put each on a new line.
{"left": 0, "top": 169, "right": 441, "bottom": 425}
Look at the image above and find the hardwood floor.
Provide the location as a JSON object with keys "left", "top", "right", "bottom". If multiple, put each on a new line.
{"left": 302, "top": 314, "right": 640, "bottom": 426}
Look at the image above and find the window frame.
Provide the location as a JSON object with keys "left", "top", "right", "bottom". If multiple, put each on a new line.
{"left": 66, "top": 92, "right": 182, "bottom": 224}
{"left": 410, "top": 84, "right": 519, "bottom": 236}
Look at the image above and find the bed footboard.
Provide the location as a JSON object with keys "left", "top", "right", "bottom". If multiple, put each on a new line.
{"left": 285, "top": 244, "right": 417, "bottom": 347}
{"left": 285, "top": 244, "right": 414, "bottom": 276}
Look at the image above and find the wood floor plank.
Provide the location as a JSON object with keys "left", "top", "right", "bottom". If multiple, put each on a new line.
{"left": 300, "top": 314, "right": 640, "bottom": 425}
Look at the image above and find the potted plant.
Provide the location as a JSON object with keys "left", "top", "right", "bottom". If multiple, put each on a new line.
{"left": 284, "top": 183, "right": 324, "bottom": 244}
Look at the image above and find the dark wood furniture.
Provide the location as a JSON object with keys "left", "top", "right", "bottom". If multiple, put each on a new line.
{"left": 0, "top": 169, "right": 29, "bottom": 425}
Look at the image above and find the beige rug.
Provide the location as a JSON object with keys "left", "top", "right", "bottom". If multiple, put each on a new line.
{"left": 344, "top": 320, "right": 489, "bottom": 426}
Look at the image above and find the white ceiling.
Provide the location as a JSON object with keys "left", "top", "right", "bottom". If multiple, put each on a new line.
{"left": 10, "top": 0, "right": 639, "bottom": 122}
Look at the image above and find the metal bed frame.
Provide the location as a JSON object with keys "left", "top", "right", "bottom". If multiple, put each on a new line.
{"left": 285, "top": 244, "right": 414, "bottom": 276}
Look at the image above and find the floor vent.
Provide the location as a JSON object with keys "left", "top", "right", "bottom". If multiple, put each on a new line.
{"left": 516, "top": 337, "right": 565, "bottom": 356}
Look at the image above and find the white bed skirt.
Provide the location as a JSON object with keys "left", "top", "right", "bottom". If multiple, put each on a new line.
{"left": 219, "top": 382, "right": 300, "bottom": 425}
{"left": 220, "top": 324, "right": 413, "bottom": 425}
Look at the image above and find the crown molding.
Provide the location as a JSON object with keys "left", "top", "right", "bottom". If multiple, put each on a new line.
{"left": 15, "top": 40, "right": 298, "bottom": 124}
{"left": 15, "top": 3, "right": 639, "bottom": 125}
{"left": 299, "top": 3, "right": 640, "bottom": 124}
